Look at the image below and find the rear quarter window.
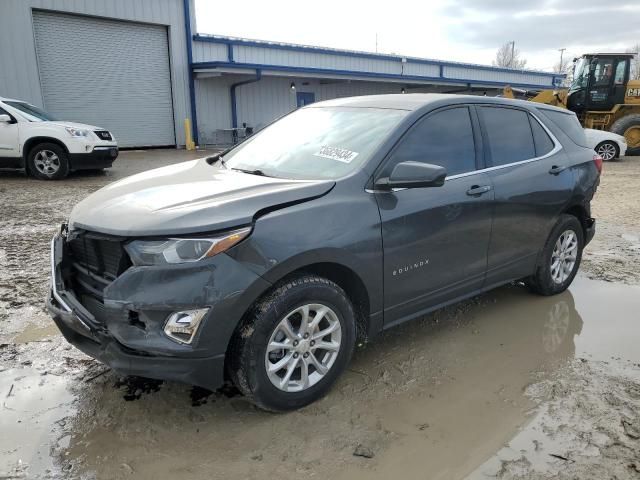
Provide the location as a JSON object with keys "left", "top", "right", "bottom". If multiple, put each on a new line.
{"left": 529, "top": 114, "right": 555, "bottom": 156}
{"left": 537, "top": 109, "right": 588, "bottom": 147}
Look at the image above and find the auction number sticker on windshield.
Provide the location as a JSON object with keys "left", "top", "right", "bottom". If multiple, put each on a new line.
{"left": 313, "top": 146, "right": 359, "bottom": 163}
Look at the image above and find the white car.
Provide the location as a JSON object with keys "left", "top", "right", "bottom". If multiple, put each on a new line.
{"left": 0, "top": 97, "right": 118, "bottom": 180}
{"left": 584, "top": 128, "right": 627, "bottom": 161}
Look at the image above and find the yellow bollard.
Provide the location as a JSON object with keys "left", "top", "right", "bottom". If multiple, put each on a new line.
{"left": 184, "top": 118, "right": 196, "bottom": 151}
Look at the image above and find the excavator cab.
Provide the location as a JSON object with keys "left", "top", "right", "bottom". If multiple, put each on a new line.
{"left": 567, "top": 53, "right": 633, "bottom": 114}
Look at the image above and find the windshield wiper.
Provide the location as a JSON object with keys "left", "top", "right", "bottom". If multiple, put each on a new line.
{"left": 231, "top": 167, "right": 269, "bottom": 177}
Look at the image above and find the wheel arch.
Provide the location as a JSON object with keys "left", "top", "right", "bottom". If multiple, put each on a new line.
{"left": 22, "top": 136, "right": 70, "bottom": 176}
{"left": 293, "top": 262, "right": 371, "bottom": 344}
{"left": 223, "top": 260, "right": 374, "bottom": 391}
{"left": 23, "top": 137, "right": 69, "bottom": 157}
{"left": 563, "top": 203, "right": 590, "bottom": 238}
{"left": 224, "top": 259, "right": 374, "bottom": 374}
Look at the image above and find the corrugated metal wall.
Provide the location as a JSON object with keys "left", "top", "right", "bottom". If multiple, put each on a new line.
{"left": 195, "top": 76, "right": 402, "bottom": 144}
{"left": 33, "top": 11, "right": 176, "bottom": 147}
{"left": 192, "top": 37, "right": 559, "bottom": 89}
{"left": 233, "top": 46, "right": 400, "bottom": 74}
{"left": 0, "top": 0, "right": 192, "bottom": 146}
{"left": 443, "top": 66, "right": 552, "bottom": 86}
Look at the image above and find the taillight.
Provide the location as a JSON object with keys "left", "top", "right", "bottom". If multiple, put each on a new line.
{"left": 593, "top": 154, "right": 603, "bottom": 174}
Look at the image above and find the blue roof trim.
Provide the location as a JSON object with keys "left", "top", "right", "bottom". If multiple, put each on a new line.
{"left": 192, "top": 61, "right": 557, "bottom": 89}
{"left": 193, "top": 34, "right": 563, "bottom": 79}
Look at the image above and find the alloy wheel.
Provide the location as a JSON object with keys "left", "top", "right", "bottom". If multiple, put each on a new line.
{"left": 596, "top": 142, "right": 617, "bottom": 161}
{"left": 265, "top": 303, "right": 342, "bottom": 392}
{"left": 550, "top": 230, "right": 578, "bottom": 284}
{"left": 33, "top": 150, "right": 61, "bottom": 175}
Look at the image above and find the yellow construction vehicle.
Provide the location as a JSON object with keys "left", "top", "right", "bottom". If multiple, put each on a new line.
{"left": 504, "top": 53, "right": 640, "bottom": 152}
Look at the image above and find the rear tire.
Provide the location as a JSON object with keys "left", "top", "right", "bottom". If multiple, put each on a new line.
{"left": 27, "top": 143, "right": 69, "bottom": 180}
{"left": 594, "top": 140, "right": 619, "bottom": 161}
{"left": 526, "top": 215, "right": 584, "bottom": 296}
{"left": 228, "top": 275, "right": 356, "bottom": 412}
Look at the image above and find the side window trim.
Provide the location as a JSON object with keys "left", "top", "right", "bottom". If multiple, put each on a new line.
{"left": 372, "top": 104, "right": 477, "bottom": 182}
{"left": 447, "top": 108, "right": 562, "bottom": 180}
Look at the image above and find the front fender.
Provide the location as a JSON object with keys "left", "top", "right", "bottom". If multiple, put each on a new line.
{"left": 228, "top": 187, "right": 384, "bottom": 316}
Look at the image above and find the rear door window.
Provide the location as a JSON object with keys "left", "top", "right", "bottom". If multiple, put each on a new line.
{"left": 479, "top": 107, "right": 535, "bottom": 166}
{"left": 537, "top": 109, "right": 588, "bottom": 147}
{"left": 388, "top": 107, "right": 476, "bottom": 176}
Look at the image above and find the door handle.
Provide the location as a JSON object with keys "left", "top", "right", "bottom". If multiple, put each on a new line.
{"left": 466, "top": 185, "right": 492, "bottom": 196}
{"left": 548, "top": 165, "right": 567, "bottom": 175}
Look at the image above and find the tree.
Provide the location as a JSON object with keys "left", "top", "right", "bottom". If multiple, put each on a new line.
{"left": 493, "top": 42, "right": 527, "bottom": 69}
{"left": 554, "top": 56, "right": 574, "bottom": 87}
{"left": 626, "top": 44, "right": 640, "bottom": 80}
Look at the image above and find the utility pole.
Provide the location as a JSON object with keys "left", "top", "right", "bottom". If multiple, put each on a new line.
{"left": 510, "top": 41, "right": 515, "bottom": 68}
{"left": 375, "top": 33, "right": 378, "bottom": 53}
{"left": 558, "top": 47, "right": 566, "bottom": 72}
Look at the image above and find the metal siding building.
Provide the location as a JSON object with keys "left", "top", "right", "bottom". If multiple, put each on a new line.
{"left": 0, "top": 0, "right": 193, "bottom": 147}
{"left": 0, "top": 0, "right": 563, "bottom": 148}
{"left": 191, "top": 35, "right": 561, "bottom": 145}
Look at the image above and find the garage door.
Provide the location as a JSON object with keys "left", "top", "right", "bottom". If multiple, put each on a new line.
{"left": 32, "top": 11, "right": 175, "bottom": 148}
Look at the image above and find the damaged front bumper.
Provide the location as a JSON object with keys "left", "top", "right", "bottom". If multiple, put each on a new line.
{"left": 45, "top": 229, "right": 271, "bottom": 391}
{"left": 47, "top": 293, "right": 223, "bottom": 388}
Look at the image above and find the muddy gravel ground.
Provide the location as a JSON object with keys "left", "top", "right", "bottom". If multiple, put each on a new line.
{"left": 1, "top": 151, "right": 639, "bottom": 479}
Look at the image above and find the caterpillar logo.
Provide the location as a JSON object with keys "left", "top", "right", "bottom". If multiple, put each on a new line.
{"left": 628, "top": 88, "right": 640, "bottom": 97}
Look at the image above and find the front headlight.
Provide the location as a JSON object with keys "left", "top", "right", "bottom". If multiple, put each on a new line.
{"left": 124, "top": 227, "right": 251, "bottom": 266}
{"left": 65, "top": 126, "right": 90, "bottom": 138}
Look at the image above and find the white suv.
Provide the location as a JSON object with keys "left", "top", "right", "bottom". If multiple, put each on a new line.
{"left": 0, "top": 97, "right": 118, "bottom": 180}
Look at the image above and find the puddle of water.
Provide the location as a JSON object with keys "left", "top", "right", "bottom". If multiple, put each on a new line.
{"left": 340, "top": 277, "right": 640, "bottom": 480}
{"left": 3, "top": 276, "right": 639, "bottom": 480}
{"left": 464, "top": 277, "right": 640, "bottom": 480}
{"left": 0, "top": 306, "right": 59, "bottom": 344}
{"left": 0, "top": 368, "right": 75, "bottom": 478}
{"left": 570, "top": 276, "right": 640, "bottom": 363}
{"left": 12, "top": 323, "right": 59, "bottom": 344}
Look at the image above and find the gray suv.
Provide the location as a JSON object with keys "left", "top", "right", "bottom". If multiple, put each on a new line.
{"left": 47, "top": 94, "right": 600, "bottom": 411}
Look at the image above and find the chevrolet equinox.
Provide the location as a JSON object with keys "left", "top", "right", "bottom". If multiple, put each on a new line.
{"left": 47, "top": 94, "right": 600, "bottom": 411}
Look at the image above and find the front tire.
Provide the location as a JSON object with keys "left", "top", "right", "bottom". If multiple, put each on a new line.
{"left": 27, "top": 143, "right": 69, "bottom": 180}
{"left": 228, "top": 275, "right": 356, "bottom": 412}
{"left": 526, "top": 215, "right": 584, "bottom": 296}
{"left": 594, "top": 140, "right": 619, "bottom": 161}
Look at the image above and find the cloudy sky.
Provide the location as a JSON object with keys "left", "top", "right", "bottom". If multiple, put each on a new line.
{"left": 195, "top": 0, "right": 639, "bottom": 72}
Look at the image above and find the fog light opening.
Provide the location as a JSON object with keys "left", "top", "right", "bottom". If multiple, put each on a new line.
{"left": 164, "top": 308, "right": 209, "bottom": 344}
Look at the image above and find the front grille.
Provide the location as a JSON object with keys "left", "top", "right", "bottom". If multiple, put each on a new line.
{"left": 64, "top": 234, "right": 130, "bottom": 303}
{"left": 94, "top": 130, "right": 112, "bottom": 141}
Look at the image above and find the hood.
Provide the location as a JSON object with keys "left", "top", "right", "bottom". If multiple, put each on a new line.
{"left": 69, "top": 158, "right": 335, "bottom": 237}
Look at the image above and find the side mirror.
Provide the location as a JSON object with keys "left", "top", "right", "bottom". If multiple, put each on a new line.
{"left": 0, "top": 114, "right": 12, "bottom": 123}
{"left": 375, "top": 161, "right": 447, "bottom": 190}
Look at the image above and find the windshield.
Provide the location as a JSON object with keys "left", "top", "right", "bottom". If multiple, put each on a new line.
{"left": 570, "top": 58, "right": 589, "bottom": 91}
{"left": 221, "top": 106, "right": 408, "bottom": 180}
{"left": 4, "top": 101, "right": 58, "bottom": 121}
